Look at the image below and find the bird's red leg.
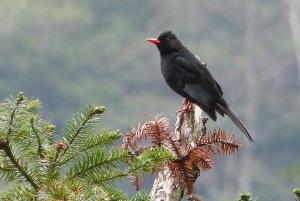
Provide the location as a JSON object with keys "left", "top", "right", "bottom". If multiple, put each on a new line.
{"left": 176, "top": 98, "right": 193, "bottom": 113}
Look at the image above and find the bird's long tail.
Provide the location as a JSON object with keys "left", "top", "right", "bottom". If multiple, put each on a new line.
{"left": 218, "top": 103, "right": 254, "bottom": 143}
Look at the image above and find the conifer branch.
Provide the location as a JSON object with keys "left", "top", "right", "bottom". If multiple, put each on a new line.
{"left": 87, "top": 148, "right": 170, "bottom": 187}
{"left": 0, "top": 165, "right": 13, "bottom": 172}
{"left": 130, "top": 191, "right": 150, "bottom": 201}
{"left": 60, "top": 115, "right": 90, "bottom": 157}
{"left": 0, "top": 141, "right": 38, "bottom": 190}
{"left": 30, "top": 117, "right": 44, "bottom": 159}
{"left": 0, "top": 185, "right": 35, "bottom": 200}
{"left": 0, "top": 93, "right": 38, "bottom": 190}
{"left": 294, "top": 188, "right": 300, "bottom": 201}
{"left": 237, "top": 192, "right": 253, "bottom": 201}
{"left": 67, "top": 148, "right": 127, "bottom": 178}
{"left": 88, "top": 169, "right": 127, "bottom": 185}
{"left": 99, "top": 186, "right": 129, "bottom": 201}
{"left": 0, "top": 94, "right": 167, "bottom": 200}
{"left": 6, "top": 92, "right": 24, "bottom": 138}
{"left": 59, "top": 105, "right": 106, "bottom": 159}
{"left": 58, "top": 130, "right": 121, "bottom": 166}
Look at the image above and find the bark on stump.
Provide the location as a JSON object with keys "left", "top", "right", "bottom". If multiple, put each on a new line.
{"left": 150, "top": 104, "right": 206, "bottom": 201}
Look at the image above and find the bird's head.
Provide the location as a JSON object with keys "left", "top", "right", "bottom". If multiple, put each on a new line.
{"left": 146, "top": 31, "right": 183, "bottom": 56}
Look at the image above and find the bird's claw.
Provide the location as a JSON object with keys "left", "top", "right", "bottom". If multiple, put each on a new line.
{"left": 176, "top": 107, "right": 193, "bottom": 114}
{"left": 176, "top": 99, "right": 193, "bottom": 114}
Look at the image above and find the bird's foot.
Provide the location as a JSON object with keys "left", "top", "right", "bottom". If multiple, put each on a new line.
{"left": 176, "top": 99, "right": 193, "bottom": 114}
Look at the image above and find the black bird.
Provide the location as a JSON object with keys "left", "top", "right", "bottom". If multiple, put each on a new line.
{"left": 146, "top": 31, "right": 254, "bottom": 142}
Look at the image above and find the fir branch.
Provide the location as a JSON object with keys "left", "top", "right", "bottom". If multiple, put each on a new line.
{"left": 130, "top": 191, "right": 150, "bottom": 201}
{"left": 60, "top": 105, "right": 106, "bottom": 158}
{"left": 99, "top": 186, "right": 129, "bottom": 201}
{"left": 87, "top": 179, "right": 149, "bottom": 201}
{"left": 30, "top": 117, "right": 44, "bottom": 159}
{"left": 0, "top": 165, "right": 13, "bottom": 172}
{"left": 122, "top": 146, "right": 174, "bottom": 191}
{"left": 67, "top": 148, "right": 127, "bottom": 178}
{"left": 123, "top": 124, "right": 144, "bottom": 154}
{"left": 0, "top": 163, "right": 16, "bottom": 183}
{"left": 89, "top": 148, "right": 169, "bottom": 188}
{"left": 128, "top": 147, "right": 174, "bottom": 172}
{"left": 87, "top": 168, "right": 127, "bottom": 185}
{"left": 58, "top": 130, "right": 121, "bottom": 166}
{"left": 123, "top": 116, "right": 180, "bottom": 159}
{"left": 186, "top": 147, "right": 213, "bottom": 170}
{"left": 144, "top": 116, "right": 173, "bottom": 146}
{"left": 0, "top": 94, "right": 149, "bottom": 200}
{"left": 44, "top": 180, "right": 72, "bottom": 200}
{"left": 123, "top": 116, "right": 174, "bottom": 151}
{"left": 0, "top": 184, "right": 36, "bottom": 201}
{"left": 294, "top": 188, "right": 300, "bottom": 201}
{"left": 166, "top": 129, "right": 239, "bottom": 196}
{"left": 196, "top": 129, "right": 240, "bottom": 156}
{"left": 0, "top": 141, "right": 38, "bottom": 190}
{"left": 125, "top": 147, "right": 173, "bottom": 191}
{"left": 237, "top": 192, "right": 253, "bottom": 201}
{"left": 5, "top": 92, "right": 24, "bottom": 138}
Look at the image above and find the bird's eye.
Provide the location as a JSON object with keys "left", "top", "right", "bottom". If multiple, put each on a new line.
{"left": 165, "top": 37, "right": 170, "bottom": 41}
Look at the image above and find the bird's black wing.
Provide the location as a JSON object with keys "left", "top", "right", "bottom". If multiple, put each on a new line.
{"left": 215, "top": 81, "right": 223, "bottom": 96}
{"left": 173, "top": 55, "right": 222, "bottom": 107}
{"left": 174, "top": 55, "right": 253, "bottom": 142}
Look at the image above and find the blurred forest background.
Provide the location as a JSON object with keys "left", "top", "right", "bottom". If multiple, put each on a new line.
{"left": 0, "top": 0, "right": 299, "bottom": 200}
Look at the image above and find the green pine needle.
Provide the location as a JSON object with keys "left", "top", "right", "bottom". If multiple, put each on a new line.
{"left": 59, "top": 104, "right": 106, "bottom": 158}
{"left": 67, "top": 148, "right": 128, "bottom": 178}
{"left": 58, "top": 130, "right": 121, "bottom": 166}
{"left": 294, "top": 188, "right": 300, "bottom": 201}
{"left": 237, "top": 192, "right": 254, "bottom": 201}
{"left": 129, "top": 146, "right": 174, "bottom": 172}
{"left": 0, "top": 185, "right": 35, "bottom": 201}
{"left": 130, "top": 191, "right": 150, "bottom": 201}
{"left": 99, "top": 186, "right": 129, "bottom": 201}
{"left": 87, "top": 168, "right": 127, "bottom": 185}
{"left": 0, "top": 94, "right": 146, "bottom": 200}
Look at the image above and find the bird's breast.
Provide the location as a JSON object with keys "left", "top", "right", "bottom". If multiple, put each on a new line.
{"left": 161, "top": 58, "right": 176, "bottom": 82}
{"left": 160, "top": 57, "right": 186, "bottom": 97}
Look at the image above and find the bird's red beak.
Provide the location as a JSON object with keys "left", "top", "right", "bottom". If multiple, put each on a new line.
{"left": 145, "top": 38, "right": 160, "bottom": 44}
